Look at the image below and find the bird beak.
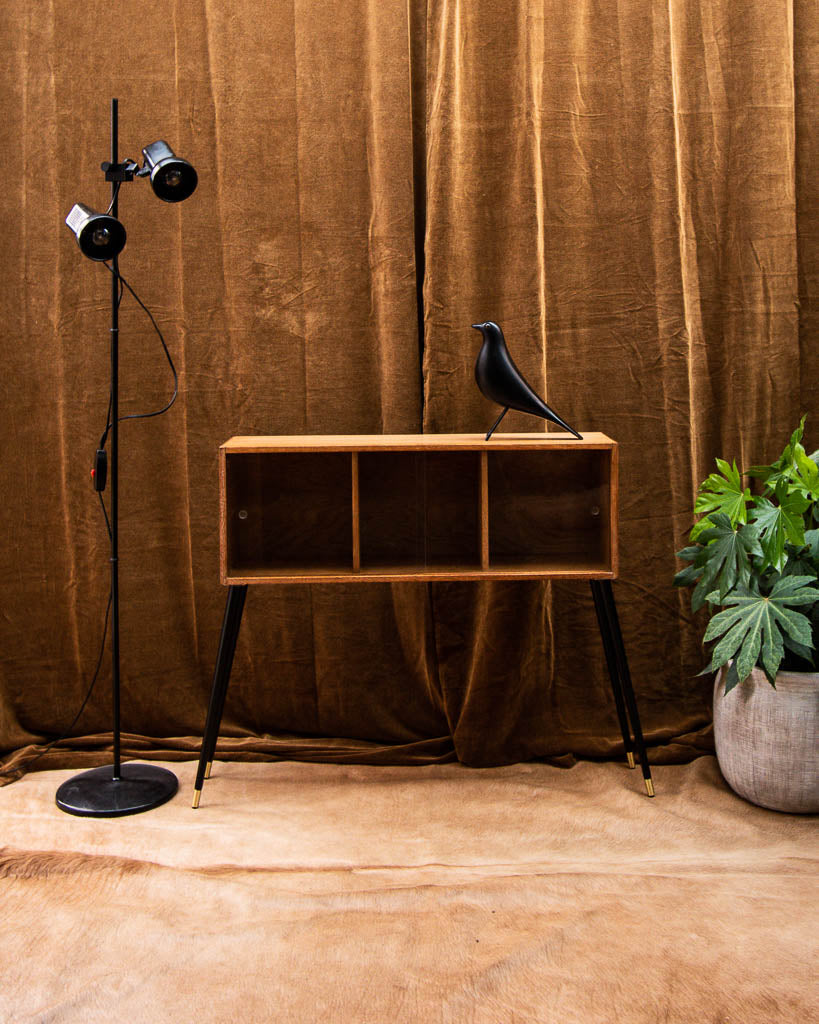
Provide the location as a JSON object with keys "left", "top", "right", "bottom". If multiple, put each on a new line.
{"left": 471, "top": 323, "right": 483, "bottom": 330}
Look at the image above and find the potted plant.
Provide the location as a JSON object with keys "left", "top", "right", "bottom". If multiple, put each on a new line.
{"left": 675, "top": 418, "right": 819, "bottom": 813}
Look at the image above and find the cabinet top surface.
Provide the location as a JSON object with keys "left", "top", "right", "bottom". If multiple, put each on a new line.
{"left": 222, "top": 432, "right": 615, "bottom": 452}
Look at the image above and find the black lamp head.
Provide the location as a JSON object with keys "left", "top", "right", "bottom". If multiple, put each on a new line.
{"left": 141, "top": 140, "right": 198, "bottom": 203}
{"left": 65, "top": 202, "right": 127, "bottom": 261}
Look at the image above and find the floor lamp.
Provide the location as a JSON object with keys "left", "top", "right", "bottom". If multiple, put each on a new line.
{"left": 56, "top": 98, "right": 197, "bottom": 816}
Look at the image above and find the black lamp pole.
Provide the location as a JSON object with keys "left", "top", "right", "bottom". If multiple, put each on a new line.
{"left": 110, "top": 98, "right": 122, "bottom": 781}
{"left": 55, "top": 99, "right": 180, "bottom": 816}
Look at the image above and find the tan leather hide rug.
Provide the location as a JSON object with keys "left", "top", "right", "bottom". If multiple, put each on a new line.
{"left": 0, "top": 758, "right": 815, "bottom": 1023}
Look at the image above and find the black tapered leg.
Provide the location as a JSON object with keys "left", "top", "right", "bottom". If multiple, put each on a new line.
{"left": 590, "top": 581, "right": 635, "bottom": 768}
{"left": 590, "top": 580, "right": 654, "bottom": 796}
{"left": 192, "top": 585, "right": 248, "bottom": 807}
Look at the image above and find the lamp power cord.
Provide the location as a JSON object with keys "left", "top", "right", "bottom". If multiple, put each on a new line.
{"left": 0, "top": 267, "right": 177, "bottom": 782}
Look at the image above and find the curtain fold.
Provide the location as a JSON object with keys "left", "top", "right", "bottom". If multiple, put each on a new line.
{"left": 420, "top": 0, "right": 808, "bottom": 765}
{"left": 1, "top": 0, "right": 815, "bottom": 781}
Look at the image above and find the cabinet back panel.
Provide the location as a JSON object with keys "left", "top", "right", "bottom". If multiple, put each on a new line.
{"left": 225, "top": 453, "right": 352, "bottom": 571}
{"left": 488, "top": 451, "right": 611, "bottom": 568}
{"left": 358, "top": 452, "right": 481, "bottom": 567}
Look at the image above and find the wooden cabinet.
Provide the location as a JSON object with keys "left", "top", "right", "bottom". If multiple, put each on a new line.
{"left": 220, "top": 433, "right": 618, "bottom": 584}
{"left": 193, "top": 432, "right": 656, "bottom": 808}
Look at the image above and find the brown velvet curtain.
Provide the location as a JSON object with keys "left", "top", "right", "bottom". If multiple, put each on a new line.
{"left": 1, "top": 0, "right": 816, "bottom": 780}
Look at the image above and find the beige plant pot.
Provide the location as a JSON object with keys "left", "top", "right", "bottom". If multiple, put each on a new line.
{"left": 713, "top": 666, "right": 819, "bottom": 813}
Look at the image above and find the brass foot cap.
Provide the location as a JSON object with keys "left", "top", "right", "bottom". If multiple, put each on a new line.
{"left": 192, "top": 789, "right": 201, "bottom": 809}
{"left": 645, "top": 779, "right": 655, "bottom": 798}
{"left": 627, "top": 751, "right": 636, "bottom": 769}
{"left": 205, "top": 761, "right": 213, "bottom": 780}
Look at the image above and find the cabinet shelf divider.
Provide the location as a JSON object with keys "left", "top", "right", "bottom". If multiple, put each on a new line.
{"left": 351, "top": 452, "right": 361, "bottom": 572}
{"left": 480, "top": 451, "right": 489, "bottom": 569}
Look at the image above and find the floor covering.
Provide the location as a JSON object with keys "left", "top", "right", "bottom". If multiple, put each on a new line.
{"left": 0, "top": 757, "right": 816, "bottom": 1023}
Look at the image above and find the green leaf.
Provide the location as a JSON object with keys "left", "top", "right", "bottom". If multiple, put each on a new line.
{"left": 794, "top": 449, "right": 819, "bottom": 500}
{"left": 788, "top": 416, "right": 807, "bottom": 452}
{"left": 689, "top": 513, "right": 760, "bottom": 607}
{"left": 673, "top": 563, "right": 702, "bottom": 588}
{"left": 736, "top": 615, "right": 763, "bottom": 680}
{"left": 722, "top": 660, "right": 742, "bottom": 694}
{"left": 759, "top": 613, "right": 785, "bottom": 683}
{"left": 781, "top": 541, "right": 819, "bottom": 578}
{"left": 749, "top": 483, "right": 809, "bottom": 572}
{"left": 766, "top": 573, "right": 819, "bottom": 605}
{"left": 746, "top": 463, "right": 777, "bottom": 485}
{"left": 699, "top": 576, "right": 819, "bottom": 686}
{"left": 769, "top": 603, "right": 815, "bottom": 647}
{"left": 783, "top": 633, "right": 815, "bottom": 666}
{"left": 747, "top": 417, "right": 808, "bottom": 493}
{"left": 703, "top": 603, "right": 746, "bottom": 644}
{"left": 706, "top": 612, "right": 754, "bottom": 669}
{"left": 691, "top": 459, "right": 751, "bottom": 539}
{"left": 691, "top": 559, "right": 722, "bottom": 613}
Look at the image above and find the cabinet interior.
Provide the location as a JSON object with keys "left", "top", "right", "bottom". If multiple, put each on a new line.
{"left": 222, "top": 441, "right": 615, "bottom": 582}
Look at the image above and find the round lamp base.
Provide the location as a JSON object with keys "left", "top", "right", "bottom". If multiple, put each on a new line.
{"left": 55, "top": 762, "right": 178, "bottom": 818}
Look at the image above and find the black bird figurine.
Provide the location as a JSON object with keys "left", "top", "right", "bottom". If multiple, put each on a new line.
{"left": 472, "top": 321, "right": 582, "bottom": 440}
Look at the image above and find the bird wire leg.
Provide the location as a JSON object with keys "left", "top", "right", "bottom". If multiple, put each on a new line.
{"left": 485, "top": 406, "right": 509, "bottom": 440}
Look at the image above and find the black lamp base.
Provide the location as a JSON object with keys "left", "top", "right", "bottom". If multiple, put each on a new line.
{"left": 55, "top": 762, "right": 178, "bottom": 818}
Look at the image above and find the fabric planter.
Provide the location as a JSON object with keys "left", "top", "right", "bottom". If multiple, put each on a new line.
{"left": 713, "top": 667, "right": 819, "bottom": 814}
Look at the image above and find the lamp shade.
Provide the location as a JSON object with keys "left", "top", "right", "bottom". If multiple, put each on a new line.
{"left": 65, "top": 203, "right": 127, "bottom": 261}
{"left": 141, "top": 140, "right": 198, "bottom": 203}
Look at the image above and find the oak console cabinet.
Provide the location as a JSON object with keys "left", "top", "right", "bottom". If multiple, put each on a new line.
{"left": 193, "top": 434, "right": 653, "bottom": 806}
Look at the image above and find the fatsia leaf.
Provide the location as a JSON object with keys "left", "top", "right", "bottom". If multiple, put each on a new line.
{"left": 759, "top": 613, "right": 785, "bottom": 684}
{"left": 749, "top": 483, "right": 809, "bottom": 572}
{"left": 673, "top": 545, "right": 711, "bottom": 591}
{"left": 689, "top": 513, "right": 760, "bottom": 608}
{"left": 787, "top": 416, "right": 807, "bottom": 455}
{"left": 691, "top": 459, "right": 751, "bottom": 540}
{"left": 781, "top": 541, "right": 819, "bottom": 578}
{"left": 736, "top": 617, "right": 763, "bottom": 681}
{"left": 703, "top": 603, "right": 747, "bottom": 644}
{"left": 701, "top": 577, "right": 819, "bottom": 686}
{"left": 783, "top": 632, "right": 815, "bottom": 667}
{"left": 746, "top": 463, "right": 777, "bottom": 486}
{"left": 746, "top": 417, "right": 807, "bottom": 492}
{"left": 722, "top": 660, "right": 741, "bottom": 694}
{"left": 706, "top": 613, "right": 756, "bottom": 670}
{"left": 673, "top": 563, "right": 702, "bottom": 588}
{"left": 794, "top": 449, "right": 819, "bottom": 501}
{"left": 691, "top": 558, "right": 722, "bottom": 613}
{"left": 765, "top": 573, "right": 819, "bottom": 605}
